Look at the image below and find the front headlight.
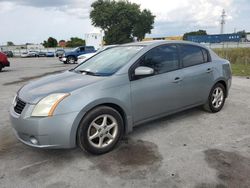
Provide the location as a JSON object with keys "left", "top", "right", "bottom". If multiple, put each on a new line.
{"left": 31, "top": 93, "right": 70, "bottom": 117}
{"left": 12, "top": 94, "right": 17, "bottom": 106}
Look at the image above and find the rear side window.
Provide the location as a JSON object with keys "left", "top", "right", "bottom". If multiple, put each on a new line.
{"left": 181, "top": 45, "right": 206, "bottom": 67}
{"left": 79, "top": 47, "right": 85, "bottom": 52}
{"left": 86, "top": 46, "right": 95, "bottom": 51}
{"left": 139, "top": 44, "right": 179, "bottom": 74}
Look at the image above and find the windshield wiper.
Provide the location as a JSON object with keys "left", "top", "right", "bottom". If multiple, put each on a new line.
{"left": 73, "top": 69, "right": 111, "bottom": 76}
{"left": 75, "top": 69, "right": 97, "bottom": 76}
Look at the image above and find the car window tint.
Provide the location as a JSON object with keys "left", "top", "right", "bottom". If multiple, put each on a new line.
{"left": 181, "top": 45, "right": 204, "bottom": 67}
{"left": 75, "top": 46, "right": 144, "bottom": 75}
{"left": 86, "top": 46, "right": 94, "bottom": 51}
{"left": 202, "top": 48, "right": 209, "bottom": 62}
{"left": 79, "top": 47, "right": 85, "bottom": 52}
{"left": 140, "top": 45, "right": 179, "bottom": 74}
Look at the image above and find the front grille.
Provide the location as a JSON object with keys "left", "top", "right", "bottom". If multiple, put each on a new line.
{"left": 14, "top": 98, "right": 26, "bottom": 114}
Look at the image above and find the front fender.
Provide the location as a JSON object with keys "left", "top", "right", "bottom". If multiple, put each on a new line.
{"left": 68, "top": 98, "right": 133, "bottom": 147}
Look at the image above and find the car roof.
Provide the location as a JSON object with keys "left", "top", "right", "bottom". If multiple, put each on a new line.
{"left": 121, "top": 40, "right": 209, "bottom": 49}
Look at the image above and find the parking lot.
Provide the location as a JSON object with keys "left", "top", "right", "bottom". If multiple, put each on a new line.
{"left": 0, "top": 57, "right": 250, "bottom": 188}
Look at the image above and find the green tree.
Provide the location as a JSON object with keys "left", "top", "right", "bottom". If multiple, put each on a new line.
{"left": 90, "top": 0, "right": 155, "bottom": 44}
{"left": 66, "top": 37, "right": 86, "bottom": 47}
{"left": 7, "top": 41, "right": 14, "bottom": 46}
{"left": 183, "top": 30, "right": 207, "bottom": 40}
{"left": 43, "top": 37, "right": 58, "bottom": 47}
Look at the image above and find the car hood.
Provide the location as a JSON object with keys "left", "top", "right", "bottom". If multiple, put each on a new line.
{"left": 18, "top": 71, "right": 105, "bottom": 104}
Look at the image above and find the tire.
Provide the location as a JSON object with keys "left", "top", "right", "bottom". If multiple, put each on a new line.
{"left": 0, "top": 64, "right": 2, "bottom": 72}
{"left": 77, "top": 106, "right": 124, "bottom": 155}
{"left": 203, "top": 83, "right": 226, "bottom": 113}
{"left": 67, "top": 56, "right": 76, "bottom": 64}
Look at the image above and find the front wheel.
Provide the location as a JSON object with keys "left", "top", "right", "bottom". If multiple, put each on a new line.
{"left": 77, "top": 106, "right": 124, "bottom": 155}
{"left": 203, "top": 83, "right": 226, "bottom": 113}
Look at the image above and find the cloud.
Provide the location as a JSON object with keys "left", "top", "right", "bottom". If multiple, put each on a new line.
{"left": 0, "top": 0, "right": 93, "bottom": 19}
{"left": 0, "top": 0, "right": 249, "bottom": 44}
{"left": 131, "top": 0, "right": 236, "bottom": 36}
{"left": 0, "top": 0, "right": 70, "bottom": 8}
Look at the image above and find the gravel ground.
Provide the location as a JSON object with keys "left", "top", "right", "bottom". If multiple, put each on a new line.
{"left": 0, "top": 58, "right": 250, "bottom": 188}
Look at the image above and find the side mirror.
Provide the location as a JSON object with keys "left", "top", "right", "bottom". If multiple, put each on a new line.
{"left": 134, "top": 66, "right": 154, "bottom": 76}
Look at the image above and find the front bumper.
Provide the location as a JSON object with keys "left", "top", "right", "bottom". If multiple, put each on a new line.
{"left": 59, "top": 57, "right": 67, "bottom": 62}
{"left": 3, "top": 61, "right": 10, "bottom": 67}
{"left": 9, "top": 102, "right": 79, "bottom": 149}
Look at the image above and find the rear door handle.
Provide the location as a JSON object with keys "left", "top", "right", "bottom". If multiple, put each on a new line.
{"left": 206, "top": 68, "right": 213, "bottom": 73}
{"left": 173, "top": 77, "right": 182, "bottom": 83}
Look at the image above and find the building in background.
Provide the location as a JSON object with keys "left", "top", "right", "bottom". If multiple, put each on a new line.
{"left": 186, "top": 34, "right": 242, "bottom": 43}
{"left": 246, "top": 33, "right": 250, "bottom": 42}
{"left": 26, "top": 44, "right": 44, "bottom": 50}
{"left": 85, "top": 33, "right": 103, "bottom": 50}
{"left": 0, "top": 43, "right": 44, "bottom": 51}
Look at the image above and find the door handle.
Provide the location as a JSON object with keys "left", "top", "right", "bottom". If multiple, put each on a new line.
{"left": 173, "top": 77, "right": 182, "bottom": 83}
{"left": 206, "top": 68, "right": 213, "bottom": 73}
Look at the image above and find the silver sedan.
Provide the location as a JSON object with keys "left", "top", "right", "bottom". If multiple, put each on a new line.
{"left": 10, "top": 41, "right": 232, "bottom": 154}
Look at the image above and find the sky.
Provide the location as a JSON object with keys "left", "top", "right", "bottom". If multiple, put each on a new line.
{"left": 0, "top": 0, "right": 249, "bottom": 45}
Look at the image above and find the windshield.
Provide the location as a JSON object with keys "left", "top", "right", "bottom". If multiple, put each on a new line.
{"left": 74, "top": 46, "right": 144, "bottom": 76}
{"left": 72, "top": 47, "right": 79, "bottom": 52}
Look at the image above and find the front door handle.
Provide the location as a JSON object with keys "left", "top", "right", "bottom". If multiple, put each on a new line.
{"left": 173, "top": 77, "right": 182, "bottom": 83}
{"left": 206, "top": 68, "right": 213, "bottom": 73}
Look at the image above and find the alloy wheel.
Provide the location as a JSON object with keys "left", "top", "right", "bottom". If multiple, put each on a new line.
{"left": 87, "top": 114, "right": 118, "bottom": 148}
{"left": 68, "top": 57, "right": 75, "bottom": 64}
{"left": 212, "top": 87, "right": 224, "bottom": 108}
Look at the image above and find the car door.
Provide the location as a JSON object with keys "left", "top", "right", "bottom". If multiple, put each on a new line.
{"left": 78, "top": 47, "right": 86, "bottom": 56}
{"left": 85, "top": 46, "right": 95, "bottom": 53}
{"left": 130, "top": 44, "right": 183, "bottom": 123}
{"left": 178, "top": 44, "right": 214, "bottom": 107}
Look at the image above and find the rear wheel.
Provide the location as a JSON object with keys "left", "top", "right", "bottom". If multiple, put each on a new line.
{"left": 0, "top": 64, "right": 2, "bottom": 72}
{"left": 67, "top": 56, "right": 76, "bottom": 64}
{"left": 77, "top": 106, "right": 124, "bottom": 155}
{"left": 203, "top": 83, "right": 226, "bottom": 113}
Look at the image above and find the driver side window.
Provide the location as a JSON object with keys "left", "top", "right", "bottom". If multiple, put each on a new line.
{"left": 139, "top": 44, "right": 179, "bottom": 75}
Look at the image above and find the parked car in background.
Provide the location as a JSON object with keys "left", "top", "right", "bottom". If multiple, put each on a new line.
{"left": 0, "top": 52, "right": 10, "bottom": 71}
{"left": 38, "top": 51, "right": 46, "bottom": 57}
{"left": 3, "top": 51, "right": 14, "bottom": 58}
{"left": 46, "top": 52, "right": 55, "bottom": 57}
{"left": 77, "top": 45, "right": 117, "bottom": 64}
{"left": 55, "top": 49, "right": 65, "bottom": 57}
{"left": 10, "top": 41, "right": 232, "bottom": 154}
{"left": 77, "top": 53, "right": 96, "bottom": 64}
{"left": 60, "top": 46, "right": 96, "bottom": 64}
{"left": 21, "top": 51, "right": 39, "bottom": 58}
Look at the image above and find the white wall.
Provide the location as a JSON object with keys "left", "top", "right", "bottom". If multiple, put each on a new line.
{"left": 246, "top": 34, "right": 250, "bottom": 42}
{"left": 85, "top": 33, "right": 102, "bottom": 50}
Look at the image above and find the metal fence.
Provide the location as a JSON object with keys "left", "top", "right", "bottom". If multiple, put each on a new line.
{"left": 2, "top": 42, "right": 250, "bottom": 57}
{"left": 8, "top": 48, "right": 74, "bottom": 57}
{"left": 204, "top": 42, "right": 250, "bottom": 49}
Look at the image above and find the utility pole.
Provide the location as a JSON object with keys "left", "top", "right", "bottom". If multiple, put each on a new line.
{"left": 220, "top": 9, "right": 226, "bottom": 34}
